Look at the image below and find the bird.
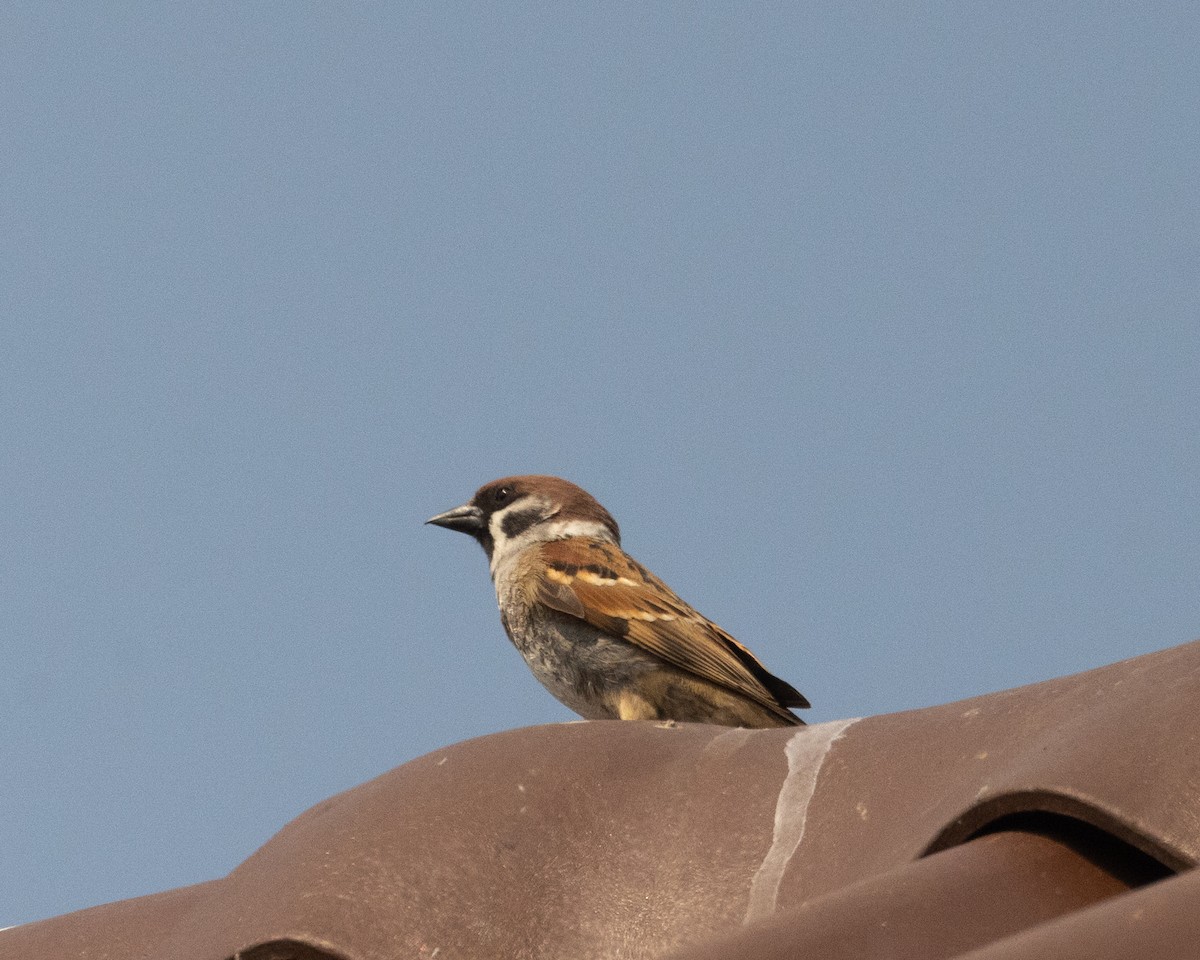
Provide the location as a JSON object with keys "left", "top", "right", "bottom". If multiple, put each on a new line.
{"left": 426, "top": 475, "right": 809, "bottom": 728}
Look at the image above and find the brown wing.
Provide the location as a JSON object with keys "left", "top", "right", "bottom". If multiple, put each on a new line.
{"left": 534, "top": 539, "right": 809, "bottom": 716}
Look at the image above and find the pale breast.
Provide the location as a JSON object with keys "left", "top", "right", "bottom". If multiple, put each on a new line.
{"left": 490, "top": 550, "right": 660, "bottom": 720}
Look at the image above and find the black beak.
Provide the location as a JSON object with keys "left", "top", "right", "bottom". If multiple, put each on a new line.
{"left": 425, "top": 503, "right": 485, "bottom": 535}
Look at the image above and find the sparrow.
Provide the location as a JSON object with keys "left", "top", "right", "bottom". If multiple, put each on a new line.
{"left": 427, "top": 475, "right": 809, "bottom": 728}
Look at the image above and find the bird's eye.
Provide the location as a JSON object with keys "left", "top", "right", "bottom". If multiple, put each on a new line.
{"left": 493, "top": 486, "right": 513, "bottom": 505}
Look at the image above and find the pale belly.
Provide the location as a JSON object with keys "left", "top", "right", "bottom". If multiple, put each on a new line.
{"left": 496, "top": 591, "right": 657, "bottom": 720}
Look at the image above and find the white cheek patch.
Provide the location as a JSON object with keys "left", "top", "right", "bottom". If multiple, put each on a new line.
{"left": 487, "top": 508, "right": 512, "bottom": 547}
{"left": 489, "top": 498, "right": 549, "bottom": 543}
{"left": 489, "top": 497, "right": 554, "bottom": 574}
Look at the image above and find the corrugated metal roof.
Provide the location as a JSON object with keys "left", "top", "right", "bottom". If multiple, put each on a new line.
{"left": 7, "top": 639, "right": 1199, "bottom": 959}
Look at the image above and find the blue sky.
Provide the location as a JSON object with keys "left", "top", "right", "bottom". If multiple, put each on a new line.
{"left": 3, "top": 3, "right": 1197, "bottom": 927}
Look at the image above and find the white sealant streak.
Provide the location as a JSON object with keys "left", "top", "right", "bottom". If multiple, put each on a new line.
{"left": 744, "top": 717, "right": 860, "bottom": 924}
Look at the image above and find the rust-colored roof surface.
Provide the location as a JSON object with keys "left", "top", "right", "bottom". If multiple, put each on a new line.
{"left": 7, "top": 640, "right": 1200, "bottom": 959}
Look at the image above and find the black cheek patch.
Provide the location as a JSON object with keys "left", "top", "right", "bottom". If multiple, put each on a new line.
{"left": 501, "top": 508, "right": 544, "bottom": 540}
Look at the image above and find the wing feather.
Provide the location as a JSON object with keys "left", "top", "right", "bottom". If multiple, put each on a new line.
{"left": 534, "top": 540, "right": 807, "bottom": 716}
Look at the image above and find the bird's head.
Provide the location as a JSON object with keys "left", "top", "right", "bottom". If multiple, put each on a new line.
{"left": 427, "top": 475, "right": 621, "bottom": 567}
